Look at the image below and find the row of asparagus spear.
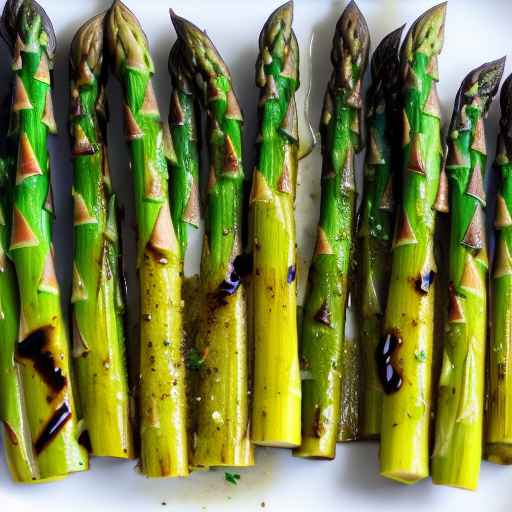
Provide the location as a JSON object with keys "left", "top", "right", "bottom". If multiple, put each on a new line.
{"left": 1, "top": 0, "right": 512, "bottom": 492}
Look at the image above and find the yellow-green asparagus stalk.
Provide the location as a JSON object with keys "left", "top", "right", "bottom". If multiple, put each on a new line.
{"left": 357, "top": 26, "right": 403, "bottom": 441}
{"left": 379, "top": 3, "right": 446, "bottom": 484}
{"left": 106, "top": 0, "right": 188, "bottom": 477}
{"left": 486, "top": 73, "right": 512, "bottom": 465}
{"left": 250, "top": 1, "right": 301, "bottom": 448}
{"left": 69, "top": 13, "right": 133, "bottom": 459}
{"left": 294, "top": 1, "right": 369, "bottom": 459}
{"left": 0, "top": 0, "right": 88, "bottom": 480}
{"left": 0, "top": 97, "right": 38, "bottom": 482}
{"left": 171, "top": 12, "right": 253, "bottom": 468}
{"left": 432, "top": 57, "right": 504, "bottom": 491}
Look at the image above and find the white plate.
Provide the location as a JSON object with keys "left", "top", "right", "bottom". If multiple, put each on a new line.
{"left": 1, "top": 0, "right": 512, "bottom": 510}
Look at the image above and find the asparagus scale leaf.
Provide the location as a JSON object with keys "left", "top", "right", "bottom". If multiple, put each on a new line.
{"left": 250, "top": 0, "right": 301, "bottom": 448}
{"left": 487, "top": 72, "right": 512, "bottom": 466}
{"left": 379, "top": 2, "right": 446, "bottom": 484}
{"left": 432, "top": 57, "right": 504, "bottom": 490}
{"left": 69, "top": 13, "right": 134, "bottom": 459}
{"left": 0, "top": 0, "right": 88, "bottom": 480}
{"left": 294, "top": 0, "right": 369, "bottom": 459}
{"left": 171, "top": 12, "right": 253, "bottom": 468}
{"left": 357, "top": 25, "right": 403, "bottom": 441}
{"left": 0, "top": 97, "right": 38, "bottom": 482}
{"left": 106, "top": 0, "right": 188, "bottom": 477}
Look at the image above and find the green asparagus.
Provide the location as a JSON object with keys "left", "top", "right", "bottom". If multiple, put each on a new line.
{"left": 486, "top": 72, "right": 512, "bottom": 465}
{"left": 0, "top": 96, "right": 37, "bottom": 482}
{"left": 356, "top": 26, "right": 403, "bottom": 441}
{"left": 171, "top": 12, "right": 253, "bottom": 468}
{"left": 432, "top": 57, "right": 504, "bottom": 491}
{"left": 1, "top": 0, "right": 88, "bottom": 480}
{"left": 106, "top": 0, "right": 188, "bottom": 477}
{"left": 250, "top": 0, "right": 301, "bottom": 448}
{"left": 69, "top": 12, "right": 133, "bottom": 459}
{"left": 294, "top": 0, "right": 369, "bottom": 459}
{"left": 379, "top": 2, "right": 446, "bottom": 484}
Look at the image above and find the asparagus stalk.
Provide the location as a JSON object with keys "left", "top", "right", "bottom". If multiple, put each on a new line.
{"left": 356, "top": 26, "right": 403, "bottom": 441}
{"left": 431, "top": 58, "right": 504, "bottom": 491}
{"left": 168, "top": 40, "right": 200, "bottom": 261}
{"left": 250, "top": 1, "right": 301, "bottom": 448}
{"left": 487, "top": 73, "right": 512, "bottom": 465}
{"left": 106, "top": 0, "right": 188, "bottom": 477}
{"left": 171, "top": 12, "right": 253, "bottom": 468}
{"left": 0, "top": 97, "right": 37, "bottom": 482}
{"left": 69, "top": 13, "right": 133, "bottom": 459}
{"left": 294, "top": 1, "right": 369, "bottom": 459}
{"left": 0, "top": 0, "right": 88, "bottom": 480}
{"left": 379, "top": 3, "right": 446, "bottom": 484}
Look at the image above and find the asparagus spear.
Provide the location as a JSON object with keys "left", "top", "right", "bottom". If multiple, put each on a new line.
{"left": 379, "top": 3, "right": 446, "bottom": 484}
{"left": 106, "top": 0, "right": 188, "bottom": 477}
{"left": 69, "top": 13, "right": 133, "bottom": 459}
{"left": 294, "top": 1, "right": 369, "bottom": 459}
{"left": 0, "top": 0, "right": 88, "bottom": 480}
{"left": 487, "top": 73, "right": 512, "bottom": 465}
{"left": 171, "top": 12, "right": 253, "bottom": 468}
{"left": 356, "top": 26, "right": 403, "bottom": 441}
{"left": 0, "top": 97, "right": 37, "bottom": 482}
{"left": 431, "top": 58, "right": 504, "bottom": 491}
{"left": 168, "top": 40, "right": 200, "bottom": 261}
{"left": 250, "top": 1, "right": 301, "bottom": 448}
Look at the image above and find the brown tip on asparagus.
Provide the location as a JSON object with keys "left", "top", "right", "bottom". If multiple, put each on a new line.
{"left": 450, "top": 57, "right": 506, "bottom": 136}
{"left": 1, "top": 0, "right": 57, "bottom": 62}
{"left": 70, "top": 12, "right": 106, "bottom": 79}
{"left": 371, "top": 25, "right": 404, "bottom": 83}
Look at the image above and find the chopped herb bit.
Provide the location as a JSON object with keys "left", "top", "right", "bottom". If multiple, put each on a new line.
{"left": 415, "top": 350, "right": 427, "bottom": 362}
{"left": 224, "top": 471, "right": 241, "bottom": 485}
{"left": 187, "top": 347, "right": 206, "bottom": 370}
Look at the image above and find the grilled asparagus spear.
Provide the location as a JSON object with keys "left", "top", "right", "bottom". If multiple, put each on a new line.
{"left": 0, "top": 96, "right": 37, "bottom": 482}
{"left": 357, "top": 26, "right": 403, "bottom": 441}
{"left": 294, "top": 0, "right": 369, "bottom": 459}
{"left": 379, "top": 3, "right": 446, "bottom": 484}
{"left": 487, "top": 72, "right": 512, "bottom": 465}
{"left": 250, "top": 0, "right": 301, "bottom": 448}
{"left": 69, "top": 12, "right": 133, "bottom": 459}
{"left": 106, "top": 0, "right": 188, "bottom": 477}
{"left": 171, "top": 12, "right": 253, "bottom": 468}
{"left": 0, "top": 0, "right": 88, "bottom": 480}
{"left": 432, "top": 57, "right": 504, "bottom": 491}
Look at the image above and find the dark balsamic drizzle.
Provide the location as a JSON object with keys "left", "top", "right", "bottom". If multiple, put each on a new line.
{"left": 415, "top": 270, "right": 436, "bottom": 294}
{"left": 17, "top": 329, "right": 66, "bottom": 393}
{"left": 375, "top": 331, "right": 403, "bottom": 394}
{"left": 233, "top": 253, "right": 253, "bottom": 278}
{"left": 34, "top": 402, "right": 71, "bottom": 454}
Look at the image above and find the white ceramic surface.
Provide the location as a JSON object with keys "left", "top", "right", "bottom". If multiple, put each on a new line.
{"left": 1, "top": 0, "right": 512, "bottom": 510}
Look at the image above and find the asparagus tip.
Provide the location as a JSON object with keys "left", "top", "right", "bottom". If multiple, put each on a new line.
{"left": 401, "top": 1, "right": 447, "bottom": 63}
{"left": 70, "top": 12, "right": 106, "bottom": 77}
{"left": 1, "top": 0, "right": 56, "bottom": 61}
{"left": 261, "top": 0, "right": 294, "bottom": 48}
{"left": 453, "top": 57, "right": 506, "bottom": 125}
{"left": 333, "top": 0, "right": 370, "bottom": 71}
{"left": 106, "top": 0, "right": 152, "bottom": 76}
